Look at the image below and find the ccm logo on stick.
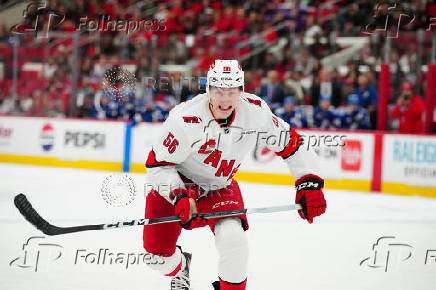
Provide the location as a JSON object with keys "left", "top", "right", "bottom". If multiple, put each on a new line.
{"left": 212, "top": 201, "right": 239, "bottom": 209}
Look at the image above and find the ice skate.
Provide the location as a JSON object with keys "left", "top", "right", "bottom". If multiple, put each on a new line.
{"left": 170, "top": 250, "right": 192, "bottom": 290}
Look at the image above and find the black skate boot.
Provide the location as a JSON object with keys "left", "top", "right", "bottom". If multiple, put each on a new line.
{"left": 212, "top": 280, "right": 220, "bottom": 290}
{"left": 170, "top": 248, "right": 192, "bottom": 290}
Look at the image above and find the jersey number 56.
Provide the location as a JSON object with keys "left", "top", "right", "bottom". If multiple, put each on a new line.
{"left": 163, "top": 132, "right": 179, "bottom": 154}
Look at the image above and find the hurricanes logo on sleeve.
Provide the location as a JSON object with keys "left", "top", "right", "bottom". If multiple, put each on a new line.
{"left": 183, "top": 116, "right": 201, "bottom": 123}
{"left": 247, "top": 98, "right": 261, "bottom": 107}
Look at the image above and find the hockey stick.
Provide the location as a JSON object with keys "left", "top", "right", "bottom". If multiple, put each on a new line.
{"left": 14, "top": 193, "right": 302, "bottom": 236}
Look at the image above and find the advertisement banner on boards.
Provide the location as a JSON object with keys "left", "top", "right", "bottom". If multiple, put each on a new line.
{"left": 0, "top": 116, "right": 125, "bottom": 163}
{"left": 382, "top": 134, "right": 436, "bottom": 187}
{"left": 239, "top": 130, "right": 374, "bottom": 181}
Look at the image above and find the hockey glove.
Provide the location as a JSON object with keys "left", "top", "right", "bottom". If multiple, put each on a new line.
{"left": 173, "top": 189, "right": 207, "bottom": 230}
{"left": 295, "top": 174, "right": 326, "bottom": 224}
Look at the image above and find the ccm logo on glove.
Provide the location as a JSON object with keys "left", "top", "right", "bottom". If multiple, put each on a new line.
{"left": 295, "top": 174, "right": 326, "bottom": 224}
{"left": 295, "top": 181, "right": 321, "bottom": 191}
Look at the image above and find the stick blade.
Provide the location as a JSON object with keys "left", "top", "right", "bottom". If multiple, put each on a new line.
{"left": 14, "top": 193, "right": 57, "bottom": 235}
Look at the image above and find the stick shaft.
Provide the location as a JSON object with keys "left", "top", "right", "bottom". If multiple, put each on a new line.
{"left": 14, "top": 193, "right": 301, "bottom": 236}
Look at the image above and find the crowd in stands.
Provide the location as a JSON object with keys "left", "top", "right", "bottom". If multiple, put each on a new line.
{"left": 0, "top": 0, "right": 434, "bottom": 133}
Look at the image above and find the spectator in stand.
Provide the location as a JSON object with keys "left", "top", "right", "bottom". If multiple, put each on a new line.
{"left": 312, "top": 94, "right": 342, "bottom": 129}
{"left": 304, "top": 15, "right": 322, "bottom": 38}
{"left": 311, "top": 68, "right": 343, "bottom": 107}
{"left": 309, "top": 33, "right": 328, "bottom": 59}
{"left": 20, "top": 93, "right": 34, "bottom": 115}
{"left": 342, "top": 77, "right": 355, "bottom": 100}
{"left": 183, "top": 77, "right": 201, "bottom": 101}
{"left": 277, "top": 49, "right": 295, "bottom": 73}
{"left": 353, "top": 74, "right": 377, "bottom": 129}
{"left": 277, "top": 96, "right": 308, "bottom": 128}
{"left": 0, "top": 96, "right": 18, "bottom": 114}
{"left": 134, "top": 96, "right": 154, "bottom": 123}
{"left": 167, "top": 72, "right": 191, "bottom": 103}
{"left": 0, "top": 23, "right": 9, "bottom": 42}
{"left": 47, "top": 98, "right": 66, "bottom": 117}
{"left": 260, "top": 70, "right": 285, "bottom": 105}
{"left": 391, "top": 82, "right": 424, "bottom": 133}
{"left": 283, "top": 70, "right": 304, "bottom": 105}
{"left": 342, "top": 94, "right": 370, "bottom": 130}
{"left": 77, "top": 94, "right": 95, "bottom": 118}
{"left": 213, "top": 6, "right": 234, "bottom": 32}
{"left": 262, "top": 53, "right": 279, "bottom": 72}
{"left": 154, "top": 96, "right": 175, "bottom": 122}
{"left": 141, "top": 101, "right": 156, "bottom": 122}
{"left": 135, "top": 58, "right": 152, "bottom": 82}
{"left": 295, "top": 47, "right": 316, "bottom": 77}
{"left": 92, "top": 91, "right": 119, "bottom": 119}
{"left": 341, "top": 19, "right": 358, "bottom": 36}
{"left": 43, "top": 57, "right": 57, "bottom": 79}
{"left": 119, "top": 91, "right": 136, "bottom": 120}
{"left": 233, "top": 8, "right": 248, "bottom": 32}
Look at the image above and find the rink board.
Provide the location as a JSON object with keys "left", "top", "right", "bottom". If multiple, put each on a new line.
{"left": 0, "top": 116, "right": 125, "bottom": 171}
{"left": 1, "top": 117, "right": 436, "bottom": 197}
{"left": 381, "top": 134, "right": 436, "bottom": 197}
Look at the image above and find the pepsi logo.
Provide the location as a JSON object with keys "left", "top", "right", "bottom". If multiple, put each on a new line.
{"left": 40, "top": 123, "right": 55, "bottom": 151}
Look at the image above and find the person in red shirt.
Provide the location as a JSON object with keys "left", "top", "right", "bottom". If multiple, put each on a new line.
{"left": 391, "top": 82, "right": 424, "bottom": 133}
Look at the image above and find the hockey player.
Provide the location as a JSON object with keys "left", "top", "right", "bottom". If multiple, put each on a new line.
{"left": 143, "top": 60, "right": 326, "bottom": 290}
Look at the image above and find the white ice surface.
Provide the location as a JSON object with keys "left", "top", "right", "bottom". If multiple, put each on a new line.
{"left": 1, "top": 163, "right": 436, "bottom": 290}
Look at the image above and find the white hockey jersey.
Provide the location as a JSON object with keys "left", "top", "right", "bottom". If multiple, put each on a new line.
{"left": 145, "top": 92, "right": 320, "bottom": 203}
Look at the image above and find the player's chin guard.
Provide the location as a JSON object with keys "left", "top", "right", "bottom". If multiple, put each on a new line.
{"left": 206, "top": 59, "right": 244, "bottom": 96}
{"left": 295, "top": 174, "right": 326, "bottom": 224}
{"left": 172, "top": 189, "right": 207, "bottom": 230}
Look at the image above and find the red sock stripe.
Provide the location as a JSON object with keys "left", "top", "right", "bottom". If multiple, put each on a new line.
{"left": 219, "top": 278, "right": 247, "bottom": 289}
{"left": 165, "top": 258, "right": 182, "bottom": 277}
